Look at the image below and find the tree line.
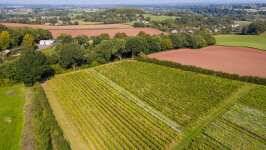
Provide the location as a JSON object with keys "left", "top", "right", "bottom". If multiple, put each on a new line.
{"left": 0, "top": 28, "right": 215, "bottom": 86}
{"left": 0, "top": 24, "right": 52, "bottom": 51}
{"left": 241, "top": 21, "right": 266, "bottom": 35}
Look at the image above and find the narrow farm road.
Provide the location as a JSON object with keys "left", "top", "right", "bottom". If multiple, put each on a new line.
{"left": 170, "top": 83, "right": 256, "bottom": 150}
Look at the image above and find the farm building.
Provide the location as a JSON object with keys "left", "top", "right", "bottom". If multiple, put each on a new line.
{"left": 39, "top": 40, "right": 55, "bottom": 46}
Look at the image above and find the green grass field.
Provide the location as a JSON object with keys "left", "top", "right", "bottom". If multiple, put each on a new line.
{"left": 0, "top": 85, "right": 25, "bottom": 150}
{"left": 144, "top": 14, "right": 176, "bottom": 21}
{"left": 44, "top": 60, "right": 266, "bottom": 149}
{"left": 215, "top": 34, "right": 266, "bottom": 50}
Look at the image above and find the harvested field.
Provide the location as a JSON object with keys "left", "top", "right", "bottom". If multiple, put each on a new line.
{"left": 2, "top": 23, "right": 164, "bottom": 38}
{"left": 49, "top": 28, "right": 163, "bottom": 38}
{"left": 1, "top": 23, "right": 132, "bottom": 30}
{"left": 148, "top": 46, "right": 266, "bottom": 78}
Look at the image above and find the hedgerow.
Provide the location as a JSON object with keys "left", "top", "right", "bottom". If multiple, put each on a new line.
{"left": 136, "top": 57, "right": 266, "bottom": 86}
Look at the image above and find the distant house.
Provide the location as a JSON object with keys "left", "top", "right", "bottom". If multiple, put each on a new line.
{"left": 171, "top": 30, "right": 178, "bottom": 34}
{"left": 38, "top": 40, "right": 55, "bottom": 50}
{"left": 39, "top": 40, "right": 55, "bottom": 46}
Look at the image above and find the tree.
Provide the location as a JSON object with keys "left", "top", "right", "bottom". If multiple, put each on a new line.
{"left": 21, "top": 34, "right": 35, "bottom": 49}
{"left": 114, "top": 32, "right": 128, "bottom": 39}
{"left": 57, "top": 34, "right": 73, "bottom": 44}
{"left": 125, "top": 37, "right": 149, "bottom": 57}
{"left": 74, "top": 35, "right": 89, "bottom": 48}
{"left": 191, "top": 34, "right": 207, "bottom": 49}
{"left": 137, "top": 31, "right": 150, "bottom": 37}
{"left": 0, "top": 24, "right": 7, "bottom": 32}
{"left": 146, "top": 36, "right": 161, "bottom": 52}
{"left": 160, "top": 37, "right": 173, "bottom": 51}
{"left": 0, "top": 31, "right": 10, "bottom": 50}
{"left": 169, "top": 33, "right": 184, "bottom": 49}
{"left": 197, "top": 29, "right": 216, "bottom": 45}
{"left": 56, "top": 43, "right": 85, "bottom": 69}
{"left": 15, "top": 50, "right": 53, "bottom": 86}
{"left": 92, "top": 33, "right": 110, "bottom": 45}
{"left": 245, "top": 21, "right": 266, "bottom": 35}
{"left": 95, "top": 39, "right": 126, "bottom": 63}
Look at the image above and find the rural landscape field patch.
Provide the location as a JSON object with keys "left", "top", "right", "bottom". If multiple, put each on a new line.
{"left": 44, "top": 69, "right": 179, "bottom": 149}
{"left": 215, "top": 34, "right": 266, "bottom": 50}
{"left": 96, "top": 61, "right": 244, "bottom": 127}
{"left": 0, "top": 85, "right": 25, "bottom": 150}
{"left": 148, "top": 46, "right": 266, "bottom": 77}
{"left": 43, "top": 60, "right": 266, "bottom": 149}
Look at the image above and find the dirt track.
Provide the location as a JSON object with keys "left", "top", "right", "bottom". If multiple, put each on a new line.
{"left": 148, "top": 46, "right": 266, "bottom": 78}
{"left": 2, "top": 23, "right": 164, "bottom": 38}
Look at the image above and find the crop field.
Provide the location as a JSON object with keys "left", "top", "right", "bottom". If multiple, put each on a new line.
{"left": 44, "top": 69, "right": 179, "bottom": 149}
{"left": 148, "top": 46, "right": 266, "bottom": 77}
{"left": 215, "top": 34, "right": 266, "bottom": 50}
{"left": 0, "top": 85, "right": 25, "bottom": 150}
{"left": 2, "top": 22, "right": 164, "bottom": 38}
{"left": 43, "top": 60, "right": 266, "bottom": 149}
{"left": 95, "top": 61, "right": 244, "bottom": 127}
{"left": 186, "top": 85, "right": 266, "bottom": 150}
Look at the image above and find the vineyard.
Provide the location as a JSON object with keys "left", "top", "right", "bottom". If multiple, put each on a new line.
{"left": 43, "top": 60, "right": 266, "bottom": 149}
{"left": 95, "top": 60, "right": 244, "bottom": 127}
{"left": 186, "top": 85, "right": 266, "bottom": 150}
{"left": 44, "top": 69, "right": 179, "bottom": 149}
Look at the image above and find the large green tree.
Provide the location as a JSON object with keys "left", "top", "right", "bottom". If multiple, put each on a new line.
{"left": 56, "top": 43, "right": 86, "bottom": 69}
{"left": 146, "top": 36, "right": 161, "bottom": 52}
{"left": 21, "top": 34, "right": 36, "bottom": 49}
{"left": 95, "top": 39, "right": 126, "bottom": 63}
{"left": 15, "top": 50, "right": 53, "bottom": 86}
{"left": 191, "top": 34, "right": 207, "bottom": 49}
{"left": 0, "top": 31, "right": 10, "bottom": 50}
{"left": 125, "top": 36, "right": 149, "bottom": 56}
{"left": 160, "top": 37, "right": 173, "bottom": 51}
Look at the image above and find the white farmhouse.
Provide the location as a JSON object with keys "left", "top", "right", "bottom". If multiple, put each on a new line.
{"left": 39, "top": 40, "right": 55, "bottom": 46}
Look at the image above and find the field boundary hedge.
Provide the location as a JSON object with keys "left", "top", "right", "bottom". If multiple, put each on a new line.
{"left": 136, "top": 57, "right": 266, "bottom": 86}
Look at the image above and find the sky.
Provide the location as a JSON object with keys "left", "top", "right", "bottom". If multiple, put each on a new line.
{"left": 1, "top": 0, "right": 266, "bottom": 5}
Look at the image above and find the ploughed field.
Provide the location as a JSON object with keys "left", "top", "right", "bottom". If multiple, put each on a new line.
{"left": 43, "top": 60, "right": 266, "bottom": 149}
{"left": 0, "top": 85, "right": 25, "bottom": 150}
{"left": 2, "top": 22, "right": 164, "bottom": 38}
{"left": 148, "top": 46, "right": 266, "bottom": 78}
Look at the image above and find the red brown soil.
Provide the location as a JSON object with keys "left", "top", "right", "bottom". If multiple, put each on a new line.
{"left": 2, "top": 23, "right": 164, "bottom": 38}
{"left": 148, "top": 46, "right": 266, "bottom": 78}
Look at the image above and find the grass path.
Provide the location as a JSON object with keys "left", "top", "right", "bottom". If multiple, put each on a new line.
{"left": 170, "top": 84, "right": 256, "bottom": 149}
